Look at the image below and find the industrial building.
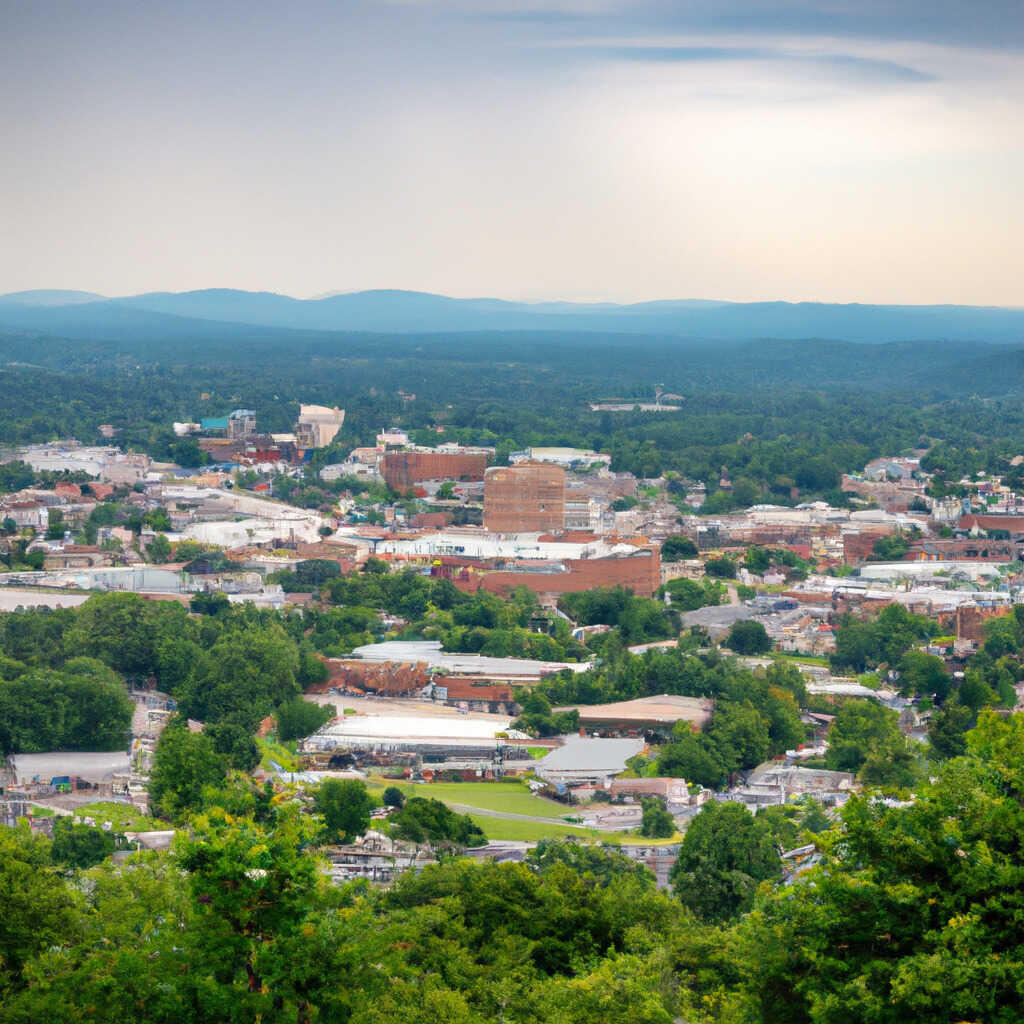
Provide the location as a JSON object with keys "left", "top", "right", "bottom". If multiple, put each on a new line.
{"left": 558, "top": 694, "right": 715, "bottom": 738}
{"left": 483, "top": 463, "right": 566, "bottom": 533}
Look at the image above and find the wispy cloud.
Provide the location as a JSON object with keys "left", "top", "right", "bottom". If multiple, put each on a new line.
{"left": 568, "top": 44, "right": 936, "bottom": 85}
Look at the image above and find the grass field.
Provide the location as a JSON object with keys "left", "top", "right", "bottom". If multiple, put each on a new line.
{"left": 773, "top": 653, "right": 830, "bottom": 667}
{"left": 258, "top": 736, "right": 300, "bottom": 772}
{"left": 74, "top": 802, "right": 163, "bottom": 831}
{"left": 368, "top": 778, "right": 572, "bottom": 818}
{"left": 465, "top": 816, "right": 610, "bottom": 842}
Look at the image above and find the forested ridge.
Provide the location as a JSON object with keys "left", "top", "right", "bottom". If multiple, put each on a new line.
{"left": 5, "top": 326, "right": 1024, "bottom": 490}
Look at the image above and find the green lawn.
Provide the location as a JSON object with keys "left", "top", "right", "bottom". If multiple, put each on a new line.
{"left": 258, "top": 736, "right": 300, "bottom": 773}
{"left": 773, "top": 653, "right": 830, "bottom": 667}
{"left": 74, "top": 802, "right": 163, "bottom": 831}
{"left": 466, "top": 816, "right": 609, "bottom": 842}
{"left": 368, "top": 778, "right": 570, "bottom": 818}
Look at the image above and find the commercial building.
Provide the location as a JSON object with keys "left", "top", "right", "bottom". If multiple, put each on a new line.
{"left": 296, "top": 405, "right": 346, "bottom": 448}
{"left": 381, "top": 449, "right": 490, "bottom": 491}
{"left": 510, "top": 447, "right": 611, "bottom": 469}
{"left": 483, "top": 463, "right": 566, "bottom": 533}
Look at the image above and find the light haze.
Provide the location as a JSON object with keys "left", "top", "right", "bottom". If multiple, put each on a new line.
{"left": 2, "top": 0, "right": 1022, "bottom": 304}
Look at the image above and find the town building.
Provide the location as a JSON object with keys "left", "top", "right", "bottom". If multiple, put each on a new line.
{"left": 296, "top": 405, "right": 346, "bottom": 448}
{"left": 381, "top": 448, "right": 491, "bottom": 491}
{"left": 227, "top": 409, "right": 257, "bottom": 438}
{"left": 483, "top": 463, "right": 566, "bottom": 533}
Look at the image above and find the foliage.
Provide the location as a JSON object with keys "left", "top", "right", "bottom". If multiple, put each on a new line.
{"left": 670, "top": 800, "right": 781, "bottom": 922}
{"left": 660, "top": 535, "right": 698, "bottom": 561}
{"left": 314, "top": 778, "right": 377, "bottom": 843}
{"left": 147, "top": 719, "right": 228, "bottom": 822}
{"left": 724, "top": 620, "right": 772, "bottom": 655}
{"left": 738, "top": 712, "right": 1024, "bottom": 1023}
{"left": 0, "top": 824, "right": 80, "bottom": 997}
{"left": 825, "top": 700, "right": 920, "bottom": 788}
{"left": 0, "top": 658, "right": 132, "bottom": 755}
{"left": 276, "top": 696, "right": 335, "bottom": 742}
{"left": 49, "top": 817, "right": 117, "bottom": 870}
{"left": 704, "top": 557, "right": 737, "bottom": 579}
{"left": 660, "top": 576, "right": 726, "bottom": 611}
{"left": 389, "top": 796, "right": 486, "bottom": 848}
{"left": 382, "top": 785, "right": 406, "bottom": 809}
{"left": 639, "top": 798, "right": 675, "bottom": 838}
{"left": 830, "top": 603, "right": 937, "bottom": 673}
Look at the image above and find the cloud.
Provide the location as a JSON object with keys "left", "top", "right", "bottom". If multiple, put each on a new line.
{"left": 459, "top": 0, "right": 1024, "bottom": 50}
{"left": 569, "top": 44, "right": 936, "bottom": 85}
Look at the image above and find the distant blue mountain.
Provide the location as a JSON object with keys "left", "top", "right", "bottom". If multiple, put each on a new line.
{"left": 1, "top": 287, "right": 1022, "bottom": 343}
{"left": 0, "top": 289, "right": 106, "bottom": 306}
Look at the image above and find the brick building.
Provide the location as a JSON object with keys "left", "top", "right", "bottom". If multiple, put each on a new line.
{"left": 483, "top": 463, "right": 566, "bottom": 533}
{"left": 458, "top": 547, "right": 661, "bottom": 599}
{"left": 381, "top": 451, "right": 489, "bottom": 492}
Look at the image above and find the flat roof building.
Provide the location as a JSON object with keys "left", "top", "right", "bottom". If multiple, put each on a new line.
{"left": 484, "top": 463, "right": 566, "bottom": 534}
{"left": 296, "top": 405, "right": 346, "bottom": 448}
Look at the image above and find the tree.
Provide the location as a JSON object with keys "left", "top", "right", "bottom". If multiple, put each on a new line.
{"left": 382, "top": 786, "right": 406, "bottom": 809}
{"left": 177, "top": 626, "right": 300, "bottom": 730}
{"left": 0, "top": 824, "right": 80, "bottom": 995}
{"left": 896, "top": 649, "right": 950, "bottom": 700}
{"left": 389, "top": 797, "right": 485, "bottom": 848}
{"left": 204, "top": 722, "right": 260, "bottom": 772}
{"left": 50, "top": 817, "right": 117, "bottom": 870}
{"left": 176, "top": 804, "right": 324, "bottom": 1011}
{"left": 661, "top": 535, "right": 698, "bottom": 562}
{"left": 704, "top": 557, "right": 736, "bottom": 579}
{"left": 276, "top": 697, "right": 335, "bottom": 742}
{"left": 313, "top": 778, "right": 376, "bottom": 843}
{"left": 670, "top": 801, "right": 781, "bottom": 922}
{"left": 146, "top": 532, "right": 172, "bottom": 563}
{"left": 525, "top": 839, "right": 655, "bottom": 888}
{"left": 147, "top": 720, "right": 227, "bottom": 822}
{"left": 825, "top": 700, "right": 906, "bottom": 776}
{"left": 928, "top": 701, "right": 973, "bottom": 759}
{"left": 45, "top": 509, "right": 65, "bottom": 540}
{"left": 724, "top": 620, "right": 772, "bottom": 655}
{"left": 640, "top": 798, "right": 675, "bottom": 838}
{"left": 739, "top": 712, "right": 1024, "bottom": 1023}
{"left": 0, "top": 661, "right": 132, "bottom": 755}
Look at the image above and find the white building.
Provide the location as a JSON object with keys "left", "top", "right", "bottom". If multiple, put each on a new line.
{"left": 296, "top": 405, "right": 346, "bottom": 448}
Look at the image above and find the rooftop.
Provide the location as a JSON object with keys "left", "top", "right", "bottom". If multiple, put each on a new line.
{"left": 555, "top": 694, "right": 714, "bottom": 728}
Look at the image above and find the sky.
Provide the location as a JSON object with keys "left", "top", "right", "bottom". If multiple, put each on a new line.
{"left": 1, "top": 0, "right": 1023, "bottom": 304}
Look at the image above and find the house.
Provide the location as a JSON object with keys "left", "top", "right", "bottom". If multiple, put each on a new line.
{"left": 0, "top": 500, "right": 48, "bottom": 530}
{"left": 609, "top": 776, "right": 693, "bottom": 812}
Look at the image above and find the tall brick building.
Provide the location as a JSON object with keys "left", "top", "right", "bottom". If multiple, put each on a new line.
{"left": 381, "top": 450, "right": 489, "bottom": 491}
{"left": 483, "top": 463, "right": 566, "bottom": 533}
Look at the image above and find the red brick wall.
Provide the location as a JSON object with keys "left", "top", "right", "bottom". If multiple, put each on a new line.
{"left": 460, "top": 549, "right": 661, "bottom": 599}
{"left": 382, "top": 452, "right": 489, "bottom": 491}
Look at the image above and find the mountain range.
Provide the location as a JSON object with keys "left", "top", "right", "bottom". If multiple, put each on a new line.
{"left": 1, "top": 288, "right": 1023, "bottom": 344}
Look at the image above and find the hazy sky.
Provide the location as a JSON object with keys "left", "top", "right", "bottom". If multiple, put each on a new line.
{"left": 2, "top": 0, "right": 1023, "bottom": 304}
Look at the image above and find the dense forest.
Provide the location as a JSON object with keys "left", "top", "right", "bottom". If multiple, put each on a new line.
{"left": 4, "top": 324, "right": 1024, "bottom": 495}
